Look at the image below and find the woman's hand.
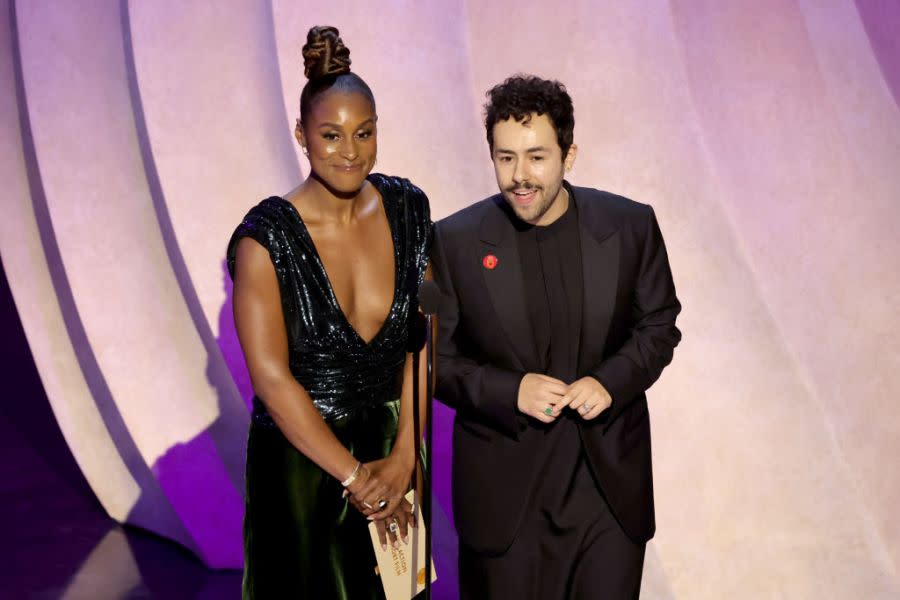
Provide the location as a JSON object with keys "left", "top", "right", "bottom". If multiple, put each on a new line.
{"left": 345, "top": 452, "right": 414, "bottom": 521}
{"left": 372, "top": 497, "right": 416, "bottom": 551}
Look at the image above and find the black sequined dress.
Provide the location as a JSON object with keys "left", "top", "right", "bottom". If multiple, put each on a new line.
{"left": 226, "top": 174, "right": 432, "bottom": 599}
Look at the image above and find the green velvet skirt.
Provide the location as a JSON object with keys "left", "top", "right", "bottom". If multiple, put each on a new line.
{"left": 242, "top": 399, "right": 401, "bottom": 600}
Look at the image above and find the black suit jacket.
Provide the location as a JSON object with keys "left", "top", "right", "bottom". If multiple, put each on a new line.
{"left": 432, "top": 184, "right": 681, "bottom": 554}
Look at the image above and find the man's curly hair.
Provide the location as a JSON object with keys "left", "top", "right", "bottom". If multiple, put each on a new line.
{"left": 484, "top": 75, "right": 574, "bottom": 158}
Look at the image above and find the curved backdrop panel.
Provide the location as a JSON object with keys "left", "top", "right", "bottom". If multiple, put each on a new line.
{"left": 1, "top": 1, "right": 897, "bottom": 596}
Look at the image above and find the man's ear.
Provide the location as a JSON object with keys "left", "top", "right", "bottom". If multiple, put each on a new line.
{"left": 564, "top": 143, "right": 578, "bottom": 172}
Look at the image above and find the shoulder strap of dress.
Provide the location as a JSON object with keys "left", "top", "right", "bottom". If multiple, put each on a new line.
{"left": 226, "top": 197, "right": 296, "bottom": 279}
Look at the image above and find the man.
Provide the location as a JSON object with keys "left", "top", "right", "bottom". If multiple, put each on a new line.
{"left": 432, "top": 75, "right": 681, "bottom": 599}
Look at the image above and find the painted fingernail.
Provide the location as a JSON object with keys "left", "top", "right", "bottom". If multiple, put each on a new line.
{"left": 393, "top": 540, "right": 400, "bottom": 549}
{"left": 381, "top": 544, "right": 387, "bottom": 551}
{"left": 403, "top": 536, "right": 409, "bottom": 545}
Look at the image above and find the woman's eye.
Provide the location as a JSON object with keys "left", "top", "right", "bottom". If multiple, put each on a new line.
{"left": 531, "top": 156, "right": 544, "bottom": 161}
{"left": 323, "top": 133, "right": 340, "bottom": 141}
{"left": 356, "top": 130, "right": 373, "bottom": 139}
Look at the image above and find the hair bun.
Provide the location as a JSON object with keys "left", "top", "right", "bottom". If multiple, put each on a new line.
{"left": 302, "top": 26, "right": 351, "bottom": 79}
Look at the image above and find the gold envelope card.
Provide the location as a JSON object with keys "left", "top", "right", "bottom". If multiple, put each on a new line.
{"left": 368, "top": 491, "right": 437, "bottom": 600}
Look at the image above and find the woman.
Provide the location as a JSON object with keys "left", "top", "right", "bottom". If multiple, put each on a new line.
{"left": 227, "top": 26, "right": 432, "bottom": 599}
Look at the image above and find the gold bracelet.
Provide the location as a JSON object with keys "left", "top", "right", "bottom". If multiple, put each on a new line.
{"left": 341, "top": 461, "right": 362, "bottom": 487}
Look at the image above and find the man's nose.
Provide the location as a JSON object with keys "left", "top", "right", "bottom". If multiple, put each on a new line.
{"left": 512, "top": 160, "right": 529, "bottom": 184}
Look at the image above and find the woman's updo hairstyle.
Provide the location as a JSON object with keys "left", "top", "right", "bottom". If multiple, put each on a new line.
{"left": 299, "top": 26, "right": 376, "bottom": 125}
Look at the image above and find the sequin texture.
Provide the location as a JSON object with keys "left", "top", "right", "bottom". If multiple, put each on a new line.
{"left": 227, "top": 173, "right": 433, "bottom": 422}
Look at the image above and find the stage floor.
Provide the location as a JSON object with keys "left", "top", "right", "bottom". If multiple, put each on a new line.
{"left": 0, "top": 407, "right": 243, "bottom": 599}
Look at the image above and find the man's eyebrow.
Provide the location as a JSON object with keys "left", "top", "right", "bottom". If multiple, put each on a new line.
{"left": 493, "top": 146, "right": 550, "bottom": 154}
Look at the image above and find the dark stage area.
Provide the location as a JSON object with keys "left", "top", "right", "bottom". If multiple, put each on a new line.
{"left": 0, "top": 257, "right": 242, "bottom": 599}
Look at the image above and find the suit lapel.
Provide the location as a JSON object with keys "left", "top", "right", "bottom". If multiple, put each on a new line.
{"left": 479, "top": 198, "right": 538, "bottom": 372}
{"left": 575, "top": 192, "right": 620, "bottom": 376}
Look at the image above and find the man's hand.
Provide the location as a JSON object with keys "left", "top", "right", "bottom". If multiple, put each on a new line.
{"left": 564, "top": 376, "right": 612, "bottom": 420}
{"left": 517, "top": 373, "right": 568, "bottom": 423}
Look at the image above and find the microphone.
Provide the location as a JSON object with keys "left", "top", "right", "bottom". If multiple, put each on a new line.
{"left": 418, "top": 280, "right": 441, "bottom": 316}
{"left": 406, "top": 281, "right": 441, "bottom": 353}
{"left": 406, "top": 311, "right": 427, "bottom": 353}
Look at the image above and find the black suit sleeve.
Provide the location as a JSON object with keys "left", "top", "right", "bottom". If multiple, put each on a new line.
{"left": 590, "top": 206, "right": 681, "bottom": 426}
{"left": 432, "top": 225, "right": 523, "bottom": 439}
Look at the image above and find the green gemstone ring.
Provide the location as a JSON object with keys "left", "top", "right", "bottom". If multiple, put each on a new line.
{"left": 544, "top": 406, "right": 554, "bottom": 416}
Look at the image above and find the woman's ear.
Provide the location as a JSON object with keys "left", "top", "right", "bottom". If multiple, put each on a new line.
{"left": 295, "top": 119, "right": 306, "bottom": 151}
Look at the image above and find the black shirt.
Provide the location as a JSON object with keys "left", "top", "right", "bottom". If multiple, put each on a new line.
{"left": 515, "top": 183, "right": 583, "bottom": 383}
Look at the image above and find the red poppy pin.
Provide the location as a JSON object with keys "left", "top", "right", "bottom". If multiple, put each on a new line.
{"left": 482, "top": 254, "right": 499, "bottom": 270}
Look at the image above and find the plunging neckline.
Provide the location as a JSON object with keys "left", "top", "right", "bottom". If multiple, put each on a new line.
{"left": 277, "top": 179, "right": 400, "bottom": 348}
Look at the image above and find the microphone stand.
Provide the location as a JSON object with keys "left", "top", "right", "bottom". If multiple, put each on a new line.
{"left": 412, "top": 281, "right": 439, "bottom": 599}
{"left": 410, "top": 311, "right": 432, "bottom": 599}
{"left": 424, "top": 311, "right": 434, "bottom": 599}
